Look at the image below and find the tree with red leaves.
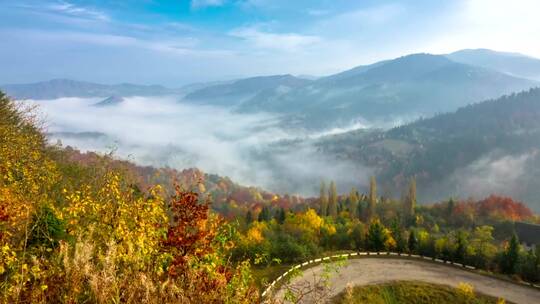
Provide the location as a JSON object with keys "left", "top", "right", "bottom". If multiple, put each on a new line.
{"left": 162, "top": 185, "right": 218, "bottom": 276}
{"left": 476, "top": 195, "right": 533, "bottom": 221}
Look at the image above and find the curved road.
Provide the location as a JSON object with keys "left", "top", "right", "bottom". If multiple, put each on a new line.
{"left": 275, "top": 258, "right": 540, "bottom": 303}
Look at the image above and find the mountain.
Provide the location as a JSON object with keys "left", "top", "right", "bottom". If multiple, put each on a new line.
{"left": 182, "top": 74, "right": 312, "bottom": 106}
{"left": 238, "top": 54, "right": 538, "bottom": 129}
{"left": 447, "top": 49, "right": 540, "bottom": 81}
{"left": 316, "top": 88, "right": 540, "bottom": 211}
{"left": 94, "top": 95, "right": 125, "bottom": 107}
{"left": 0, "top": 79, "right": 179, "bottom": 99}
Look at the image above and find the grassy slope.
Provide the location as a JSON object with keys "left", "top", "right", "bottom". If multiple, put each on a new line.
{"left": 331, "top": 281, "right": 506, "bottom": 304}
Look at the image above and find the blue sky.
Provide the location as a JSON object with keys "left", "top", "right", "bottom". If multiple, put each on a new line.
{"left": 1, "top": 0, "right": 540, "bottom": 86}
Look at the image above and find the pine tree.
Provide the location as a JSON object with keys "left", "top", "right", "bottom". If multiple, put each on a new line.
{"left": 391, "top": 218, "right": 406, "bottom": 253}
{"left": 502, "top": 233, "right": 521, "bottom": 274}
{"left": 368, "top": 176, "right": 377, "bottom": 220}
{"left": 349, "top": 187, "right": 359, "bottom": 219}
{"left": 367, "top": 219, "right": 387, "bottom": 252}
{"left": 319, "top": 181, "right": 328, "bottom": 216}
{"left": 351, "top": 224, "right": 365, "bottom": 251}
{"left": 245, "top": 210, "right": 253, "bottom": 224}
{"left": 258, "top": 206, "right": 271, "bottom": 222}
{"left": 276, "top": 207, "right": 286, "bottom": 224}
{"left": 328, "top": 181, "right": 338, "bottom": 217}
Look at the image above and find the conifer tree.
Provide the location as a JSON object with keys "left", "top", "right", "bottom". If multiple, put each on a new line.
{"left": 276, "top": 207, "right": 286, "bottom": 224}
{"left": 258, "top": 206, "right": 271, "bottom": 222}
{"left": 245, "top": 210, "right": 253, "bottom": 224}
{"left": 502, "top": 233, "right": 521, "bottom": 274}
{"left": 367, "top": 219, "right": 387, "bottom": 252}
{"left": 328, "top": 181, "right": 338, "bottom": 217}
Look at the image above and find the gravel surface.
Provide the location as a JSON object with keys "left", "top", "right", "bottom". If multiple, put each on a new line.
{"left": 275, "top": 258, "right": 540, "bottom": 303}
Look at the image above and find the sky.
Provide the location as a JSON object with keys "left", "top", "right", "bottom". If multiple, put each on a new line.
{"left": 1, "top": 0, "right": 540, "bottom": 86}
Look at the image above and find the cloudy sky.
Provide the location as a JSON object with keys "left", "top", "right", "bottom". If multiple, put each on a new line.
{"left": 1, "top": 0, "right": 540, "bottom": 86}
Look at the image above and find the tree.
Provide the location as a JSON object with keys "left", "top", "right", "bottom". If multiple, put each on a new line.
{"left": 390, "top": 218, "right": 406, "bottom": 253}
{"left": 454, "top": 231, "right": 468, "bottom": 263}
{"left": 470, "top": 226, "right": 497, "bottom": 269}
{"left": 502, "top": 233, "right": 521, "bottom": 274}
{"left": 405, "top": 177, "right": 416, "bottom": 221}
{"left": 319, "top": 181, "right": 328, "bottom": 216}
{"left": 408, "top": 230, "right": 418, "bottom": 253}
{"left": 366, "top": 219, "right": 387, "bottom": 252}
{"left": 349, "top": 188, "right": 359, "bottom": 219}
{"left": 328, "top": 181, "right": 338, "bottom": 218}
{"left": 367, "top": 176, "right": 377, "bottom": 220}
{"left": 350, "top": 223, "right": 365, "bottom": 251}
{"left": 245, "top": 210, "right": 253, "bottom": 224}
{"left": 276, "top": 207, "right": 286, "bottom": 224}
{"left": 258, "top": 206, "right": 271, "bottom": 222}
{"left": 447, "top": 198, "right": 455, "bottom": 217}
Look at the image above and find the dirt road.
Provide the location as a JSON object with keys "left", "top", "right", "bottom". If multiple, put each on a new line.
{"left": 275, "top": 258, "right": 540, "bottom": 303}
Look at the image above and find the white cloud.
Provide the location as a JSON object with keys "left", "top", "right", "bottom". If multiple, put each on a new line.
{"left": 425, "top": 0, "right": 540, "bottom": 57}
{"left": 229, "top": 27, "right": 321, "bottom": 52}
{"left": 191, "top": 0, "right": 226, "bottom": 9}
{"left": 48, "top": 1, "right": 109, "bottom": 21}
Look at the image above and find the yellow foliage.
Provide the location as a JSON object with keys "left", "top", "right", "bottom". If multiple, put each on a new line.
{"left": 456, "top": 282, "right": 474, "bottom": 298}
{"left": 63, "top": 172, "right": 168, "bottom": 267}
{"left": 246, "top": 221, "right": 267, "bottom": 243}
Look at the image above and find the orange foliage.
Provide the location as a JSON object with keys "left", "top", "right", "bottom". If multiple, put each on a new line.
{"left": 476, "top": 195, "right": 533, "bottom": 221}
{"left": 162, "top": 186, "right": 217, "bottom": 276}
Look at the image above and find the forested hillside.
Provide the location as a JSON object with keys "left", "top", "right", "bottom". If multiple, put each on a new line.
{"left": 317, "top": 88, "right": 540, "bottom": 209}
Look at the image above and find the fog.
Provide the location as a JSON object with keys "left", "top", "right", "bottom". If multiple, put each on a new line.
{"left": 31, "top": 96, "right": 371, "bottom": 196}
{"left": 423, "top": 149, "right": 540, "bottom": 211}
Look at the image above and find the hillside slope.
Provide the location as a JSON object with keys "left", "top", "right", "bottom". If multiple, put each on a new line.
{"left": 1, "top": 79, "right": 179, "bottom": 99}
{"left": 448, "top": 49, "right": 540, "bottom": 81}
{"left": 317, "top": 88, "right": 540, "bottom": 210}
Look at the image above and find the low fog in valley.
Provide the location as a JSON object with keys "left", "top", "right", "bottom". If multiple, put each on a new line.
{"left": 32, "top": 96, "right": 371, "bottom": 196}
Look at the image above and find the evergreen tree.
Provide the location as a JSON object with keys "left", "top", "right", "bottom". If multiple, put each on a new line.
{"left": 258, "top": 206, "right": 271, "bottom": 222}
{"left": 349, "top": 187, "right": 359, "bottom": 219}
{"left": 319, "top": 181, "right": 328, "bottom": 216}
{"left": 391, "top": 218, "right": 406, "bottom": 253}
{"left": 502, "top": 233, "right": 520, "bottom": 274}
{"left": 368, "top": 176, "right": 377, "bottom": 220}
{"left": 367, "top": 219, "right": 387, "bottom": 251}
{"left": 276, "top": 207, "right": 286, "bottom": 224}
{"left": 408, "top": 230, "right": 418, "bottom": 253}
{"left": 351, "top": 223, "right": 365, "bottom": 251}
{"left": 328, "top": 181, "right": 338, "bottom": 217}
{"left": 245, "top": 210, "right": 253, "bottom": 224}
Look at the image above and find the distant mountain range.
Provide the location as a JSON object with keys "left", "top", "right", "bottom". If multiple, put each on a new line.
{"left": 235, "top": 53, "right": 538, "bottom": 128}
{"left": 2, "top": 49, "right": 539, "bottom": 131}
{"left": 447, "top": 49, "right": 540, "bottom": 81}
{"left": 315, "top": 88, "right": 540, "bottom": 211}
{"left": 182, "top": 74, "right": 311, "bottom": 107}
{"left": 0, "top": 79, "right": 181, "bottom": 99}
